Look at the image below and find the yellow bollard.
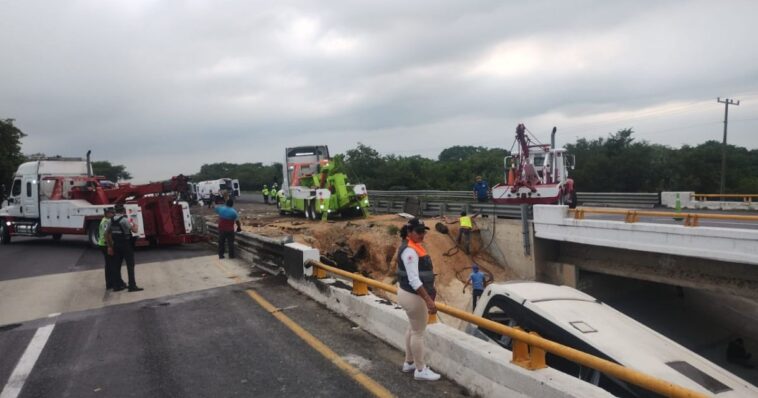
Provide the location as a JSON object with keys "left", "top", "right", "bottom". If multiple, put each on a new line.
{"left": 352, "top": 277, "right": 369, "bottom": 296}
{"left": 511, "top": 329, "right": 548, "bottom": 370}
{"left": 314, "top": 266, "right": 328, "bottom": 279}
{"left": 511, "top": 338, "right": 530, "bottom": 368}
{"left": 528, "top": 331, "right": 547, "bottom": 370}
{"left": 427, "top": 313, "right": 438, "bottom": 324}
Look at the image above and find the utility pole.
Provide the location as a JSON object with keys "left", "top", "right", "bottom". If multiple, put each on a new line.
{"left": 717, "top": 97, "right": 740, "bottom": 198}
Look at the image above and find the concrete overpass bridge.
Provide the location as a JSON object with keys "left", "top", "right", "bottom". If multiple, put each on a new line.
{"left": 530, "top": 205, "right": 758, "bottom": 300}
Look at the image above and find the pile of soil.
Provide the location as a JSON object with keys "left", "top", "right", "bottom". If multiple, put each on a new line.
{"left": 197, "top": 202, "right": 516, "bottom": 320}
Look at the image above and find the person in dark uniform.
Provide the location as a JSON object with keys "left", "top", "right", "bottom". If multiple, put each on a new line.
{"left": 106, "top": 204, "right": 143, "bottom": 292}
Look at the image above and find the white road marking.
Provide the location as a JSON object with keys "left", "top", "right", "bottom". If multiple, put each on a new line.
{"left": 0, "top": 323, "right": 56, "bottom": 398}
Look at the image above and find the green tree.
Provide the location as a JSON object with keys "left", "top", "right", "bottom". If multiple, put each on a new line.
{"left": 566, "top": 128, "right": 672, "bottom": 192}
{"left": 343, "top": 143, "right": 386, "bottom": 188}
{"left": 92, "top": 161, "right": 132, "bottom": 181}
{"left": 0, "top": 119, "right": 27, "bottom": 189}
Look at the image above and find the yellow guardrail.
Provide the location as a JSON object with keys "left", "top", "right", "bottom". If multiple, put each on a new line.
{"left": 692, "top": 193, "right": 758, "bottom": 203}
{"left": 308, "top": 260, "right": 708, "bottom": 398}
{"left": 570, "top": 207, "right": 758, "bottom": 226}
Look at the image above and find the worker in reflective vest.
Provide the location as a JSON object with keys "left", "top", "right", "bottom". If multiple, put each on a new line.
{"left": 451, "top": 211, "right": 480, "bottom": 254}
{"left": 262, "top": 185, "right": 269, "bottom": 204}
{"left": 396, "top": 218, "right": 441, "bottom": 381}
{"left": 269, "top": 182, "right": 278, "bottom": 204}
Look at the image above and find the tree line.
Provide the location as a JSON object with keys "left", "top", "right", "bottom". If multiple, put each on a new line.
{"left": 2, "top": 118, "right": 757, "bottom": 194}
{"left": 192, "top": 131, "right": 757, "bottom": 194}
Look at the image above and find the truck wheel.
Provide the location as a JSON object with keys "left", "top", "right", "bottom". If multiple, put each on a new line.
{"left": 304, "top": 200, "right": 313, "bottom": 220}
{"left": 309, "top": 201, "right": 319, "bottom": 220}
{"left": 52, "top": 234, "right": 62, "bottom": 241}
{"left": 87, "top": 222, "right": 100, "bottom": 248}
{"left": 569, "top": 191, "right": 578, "bottom": 209}
{"left": 0, "top": 222, "right": 10, "bottom": 244}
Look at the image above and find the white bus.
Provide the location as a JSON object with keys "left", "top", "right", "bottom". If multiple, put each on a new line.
{"left": 467, "top": 281, "right": 756, "bottom": 397}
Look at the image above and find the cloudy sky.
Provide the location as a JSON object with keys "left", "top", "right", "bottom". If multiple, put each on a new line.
{"left": 2, "top": 0, "right": 757, "bottom": 182}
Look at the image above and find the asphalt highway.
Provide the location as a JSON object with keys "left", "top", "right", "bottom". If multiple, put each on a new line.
{"left": 0, "top": 238, "right": 467, "bottom": 398}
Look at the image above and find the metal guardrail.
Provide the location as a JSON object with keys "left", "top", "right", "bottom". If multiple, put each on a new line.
{"left": 370, "top": 198, "right": 524, "bottom": 218}
{"left": 570, "top": 207, "right": 758, "bottom": 226}
{"left": 207, "top": 223, "right": 293, "bottom": 274}
{"left": 369, "top": 190, "right": 660, "bottom": 210}
{"left": 308, "top": 260, "right": 707, "bottom": 398}
{"left": 576, "top": 192, "right": 660, "bottom": 208}
{"left": 693, "top": 193, "right": 758, "bottom": 203}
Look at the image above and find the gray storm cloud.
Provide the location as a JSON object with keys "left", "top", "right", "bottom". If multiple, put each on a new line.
{"left": 1, "top": 0, "right": 756, "bottom": 182}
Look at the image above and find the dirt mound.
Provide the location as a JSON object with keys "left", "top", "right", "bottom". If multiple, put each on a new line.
{"left": 201, "top": 202, "right": 515, "bottom": 317}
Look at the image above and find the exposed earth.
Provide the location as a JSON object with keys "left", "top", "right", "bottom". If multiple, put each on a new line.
{"left": 194, "top": 201, "right": 516, "bottom": 325}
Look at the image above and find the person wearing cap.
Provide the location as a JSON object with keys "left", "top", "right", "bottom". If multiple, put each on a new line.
{"left": 106, "top": 204, "right": 143, "bottom": 292}
{"left": 215, "top": 199, "right": 242, "bottom": 259}
{"left": 463, "top": 264, "right": 488, "bottom": 310}
{"left": 473, "top": 176, "right": 489, "bottom": 203}
{"left": 97, "top": 207, "right": 125, "bottom": 291}
{"left": 397, "top": 218, "right": 441, "bottom": 381}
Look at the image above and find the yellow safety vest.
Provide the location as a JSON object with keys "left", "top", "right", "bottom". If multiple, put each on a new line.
{"left": 460, "top": 216, "right": 473, "bottom": 229}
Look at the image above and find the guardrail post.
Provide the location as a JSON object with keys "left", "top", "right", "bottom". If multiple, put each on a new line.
{"left": 511, "top": 328, "right": 547, "bottom": 370}
{"left": 352, "top": 275, "right": 369, "bottom": 296}
{"left": 684, "top": 214, "right": 700, "bottom": 227}
{"left": 573, "top": 209, "right": 585, "bottom": 219}
{"left": 528, "top": 331, "right": 547, "bottom": 369}
{"left": 314, "top": 265, "right": 328, "bottom": 279}
{"left": 439, "top": 202, "right": 447, "bottom": 217}
{"left": 624, "top": 211, "right": 639, "bottom": 223}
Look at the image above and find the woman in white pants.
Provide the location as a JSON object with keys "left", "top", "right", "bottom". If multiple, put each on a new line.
{"left": 396, "top": 218, "right": 441, "bottom": 381}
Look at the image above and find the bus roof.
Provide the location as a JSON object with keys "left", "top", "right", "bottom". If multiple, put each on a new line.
{"left": 485, "top": 282, "right": 755, "bottom": 396}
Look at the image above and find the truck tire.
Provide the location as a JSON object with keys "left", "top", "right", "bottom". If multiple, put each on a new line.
{"left": 52, "top": 233, "right": 62, "bottom": 241}
{"left": 0, "top": 222, "right": 10, "bottom": 244}
{"left": 305, "top": 200, "right": 315, "bottom": 220}
{"left": 310, "top": 201, "right": 320, "bottom": 221}
{"left": 87, "top": 222, "right": 100, "bottom": 248}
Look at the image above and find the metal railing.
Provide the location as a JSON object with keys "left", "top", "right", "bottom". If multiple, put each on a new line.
{"left": 308, "top": 260, "right": 707, "bottom": 398}
{"left": 692, "top": 193, "right": 758, "bottom": 203}
{"left": 369, "top": 190, "right": 660, "bottom": 209}
{"left": 576, "top": 192, "right": 659, "bottom": 208}
{"left": 370, "top": 198, "right": 524, "bottom": 218}
{"left": 570, "top": 207, "right": 758, "bottom": 226}
{"left": 207, "top": 223, "right": 293, "bottom": 274}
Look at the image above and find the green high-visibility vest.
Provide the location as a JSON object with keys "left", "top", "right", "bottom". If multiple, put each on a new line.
{"left": 460, "top": 216, "right": 473, "bottom": 229}
{"left": 97, "top": 217, "right": 110, "bottom": 247}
